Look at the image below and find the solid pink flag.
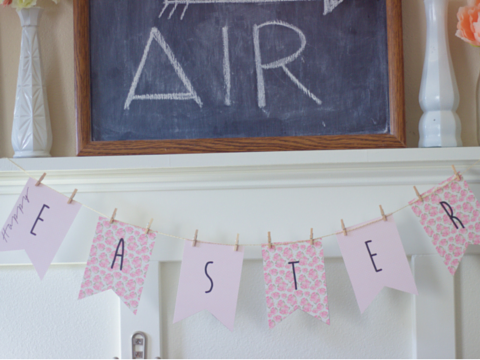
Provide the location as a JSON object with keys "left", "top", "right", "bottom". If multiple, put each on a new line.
{"left": 337, "top": 216, "right": 417, "bottom": 313}
{"left": 262, "top": 241, "right": 329, "bottom": 329}
{"left": 410, "top": 174, "right": 480, "bottom": 275}
{"left": 1, "top": 178, "right": 81, "bottom": 279}
{"left": 173, "top": 241, "right": 244, "bottom": 331}
{"left": 79, "top": 217, "right": 156, "bottom": 314}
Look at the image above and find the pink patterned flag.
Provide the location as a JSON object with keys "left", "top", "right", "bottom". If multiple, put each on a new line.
{"left": 337, "top": 216, "right": 418, "bottom": 313}
{"left": 410, "top": 174, "right": 480, "bottom": 275}
{"left": 173, "top": 241, "right": 244, "bottom": 331}
{"left": 262, "top": 241, "right": 329, "bottom": 329}
{"left": 79, "top": 217, "right": 156, "bottom": 314}
{"left": 1, "top": 178, "right": 81, "bottom": 279}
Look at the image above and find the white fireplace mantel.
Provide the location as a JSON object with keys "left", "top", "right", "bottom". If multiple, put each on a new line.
{"left": 1, "top": 147, "right": 479, "bottom": 359}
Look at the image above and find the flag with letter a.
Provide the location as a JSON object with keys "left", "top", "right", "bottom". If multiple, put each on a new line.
{"left": 262, "top": 241, "right": 329, "bottom": 329}
{"left": 79, "top": 217, "right": 156, "bottom": 314}
{"left": 173, "top": 241, "right": 244, "bottom": 331}
{"left": 410, "top": 174, "right": 480, "bottom": 275}
{"left": 0, "top": 178, "right": 81, "bottom": 279}
{"left": 337, "top": 216, "right": 418, "bottom": 313}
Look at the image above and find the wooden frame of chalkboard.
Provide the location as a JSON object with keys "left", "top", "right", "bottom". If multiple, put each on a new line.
{"left": 74, "top": 0, "right": 405, "bottom": 156}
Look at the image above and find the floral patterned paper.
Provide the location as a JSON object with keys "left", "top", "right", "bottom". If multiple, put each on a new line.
{"left": 78, "top": 216, "right": 156, "bottom": 314}
{"left": 262, "top": 241, "right": 329, "bottom": 329}
{"left": 410, "top": 175, "right": 480, "bottom": 275}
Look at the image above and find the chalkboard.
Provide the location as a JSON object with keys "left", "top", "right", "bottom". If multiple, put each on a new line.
{"left": 74, "top": 0, "right": 405, "bottom": 156}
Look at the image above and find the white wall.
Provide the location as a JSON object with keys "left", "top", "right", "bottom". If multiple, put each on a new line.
{"left": 1, "top": 257, "right": 479, "bottom": 358}
{"left": 0, "top": 265, "right": 120, "bottom": 359}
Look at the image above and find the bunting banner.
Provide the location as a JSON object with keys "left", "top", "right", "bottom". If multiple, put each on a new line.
{"left": 410, "top": 174, "right": 480, "bottom": 275}
{"left": 262, "top": 241, "right": 329, "bottom": 329}
{"left": 173, "top": 241, "right": 244, "bottom": 331}
{"left": 337, "top": 216, "right": 418, "bottom": 313}
{"left": 0, "top": 178, "right": 81, "bottom": 279}
{"left": 79, "top": 217, "right": 156, "bottom": 314}
{"left": 4, "top": 159, "right": 480, "bottom": 324}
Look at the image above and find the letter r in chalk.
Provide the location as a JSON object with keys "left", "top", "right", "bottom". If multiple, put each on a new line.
{"left": 30, "top": 204, "right": 50, "bottom": 236}
{"left": 253, "top": 21, "right": 322, "bottom": 108}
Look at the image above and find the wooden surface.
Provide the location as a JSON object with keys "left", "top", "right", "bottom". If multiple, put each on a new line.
{"left": 74, "top": 0, "right": 406, "bottom": 156}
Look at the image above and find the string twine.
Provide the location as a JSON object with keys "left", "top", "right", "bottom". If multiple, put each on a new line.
{"left": 5, "top": 157, "right": 480, "bottom": 247}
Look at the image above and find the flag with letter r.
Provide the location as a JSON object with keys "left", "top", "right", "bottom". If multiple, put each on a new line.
{"left": 79, "top": 217, "right": 156, "bottom": 314}
{"left": 410, "top": 174, "right": 480, "bottom": 275}
{"left": 337, "top": 216, "right": 417, "bottom": 313}
{"left": 173, "top": 241, "right": 244, "bottom": 331}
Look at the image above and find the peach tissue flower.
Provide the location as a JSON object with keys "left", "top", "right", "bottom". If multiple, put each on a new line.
{"left": 456, "top": 0, "right": 480, "bottom": 46}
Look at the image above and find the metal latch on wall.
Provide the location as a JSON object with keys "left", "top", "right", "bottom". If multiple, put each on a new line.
{"left": 132, "top": 331, "right": 147, "bottom": 359}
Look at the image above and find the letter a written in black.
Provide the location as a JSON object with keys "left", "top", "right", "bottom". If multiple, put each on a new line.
{"left": 111, "top": 238, "right": 125, "bottom": 271}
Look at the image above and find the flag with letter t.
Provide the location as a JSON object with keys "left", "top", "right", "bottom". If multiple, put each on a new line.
{"left": 410, "top": 174, "right": 480, "bottom": 275}
{"left": 262, "top": 241, "right": 329, "bottom": 329}
{"left": 337, "top": 216, "right": 417, "bottom": 313}
{"left": 1, "top": 178, "right": 81, "bottom": 279}
{"left": 173, "top": 241, "right": 244, "bottom": 331}
{"left": 79, "top": 217, "right": 156, "bottom": 314}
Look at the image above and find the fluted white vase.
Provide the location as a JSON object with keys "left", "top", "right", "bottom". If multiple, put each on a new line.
{"left": 418, "top": 0, "right": 462, "bottom": 147}
{"left": 12, "top": 7, "right": 52, "bottom": 158}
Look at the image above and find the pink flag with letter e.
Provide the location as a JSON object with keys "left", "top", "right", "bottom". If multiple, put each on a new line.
{"left": 337, "top": 216, "right": 417, "bottom": 313}
{"left": 173, "top": 241, "right": 244, "bottom": 331}
{"left": 262, "top": 241, "right": 329, "bottom": 329}
{"left": 0, "top": 178, "right": 81, "bottom": 279}
{"left": 410, "top": 174, "right": 480, "bottom": 275}
{"left": 78, "top": 216, "right": 156, "bottom": 314}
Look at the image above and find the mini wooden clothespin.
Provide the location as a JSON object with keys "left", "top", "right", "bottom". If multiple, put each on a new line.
{"left": 310, "top": 228, "right": 314, "bottom": 246}
{"left": 379, "top": 205, "right": 387, "bottom": 221}
{"left": 67, "top": 189, "right": 78, "bottom": 204}
{"left": 268, "top": 231, "right": 273, "bottom": 249}
{"left": 452, "top": 165, "right": 461, "bottom": 181}
{"left": 341, "top": 219, "right": 347, "bottom": 236}
{"left": 35, "top": 173, "right": 46, "bottom": 186}
{"left": 145, "top": 218, "right": 153, "bottom": 234}
{"left": 234, "top": 234, "right": 239, "bottom": 252}
{"left": 414, "top": 186, "right": 423, "bottom": 202}
{"left": 192, "top": 229, "right": 198, "bottom": 247}
{"left": 109, "top": 208, "right": 117, "bottom": 224}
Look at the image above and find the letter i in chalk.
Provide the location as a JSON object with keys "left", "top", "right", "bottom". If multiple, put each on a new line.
{"left": 410, "top": 170, "right": 480, "bottom": 275}
{"left": 0, "top": 177, "right": 82, "bottom": 279}
{"left": 337, "top": 216, "right": 417, "bottom": 313}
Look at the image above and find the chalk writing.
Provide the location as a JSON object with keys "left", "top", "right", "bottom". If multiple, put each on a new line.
{"left": 1, "top": 187, "right": 30, "bottom": 242}
{"left": 222, "top": 26, "right": 231, "bottom": 106}
{"left": 159, "top": 0, "right": 344, "bottom": 19}
{"left": 253, "top": 20, "right": 322, "bottom": 108}
{"left": 124, "top": 27, "right": 203, "bottom": 110}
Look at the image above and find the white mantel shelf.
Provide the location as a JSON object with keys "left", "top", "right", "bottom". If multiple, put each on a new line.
{"left": 0, "top": 147, "right": 480, "bottom": 194}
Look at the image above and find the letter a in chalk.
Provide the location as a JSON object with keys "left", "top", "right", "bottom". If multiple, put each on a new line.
{"left": 124, "top": 27, "right": 202, "bottom": 110}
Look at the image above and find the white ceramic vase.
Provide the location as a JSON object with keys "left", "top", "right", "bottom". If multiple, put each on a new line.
{"left": 418, "top": 0, "right": 462, "bottom": 148}
{"left": 12, "top": 7, "right": 52, "bottom": 158}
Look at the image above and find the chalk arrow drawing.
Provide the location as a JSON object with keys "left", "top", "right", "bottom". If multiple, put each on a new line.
{"left": 159, "top": 0, "right": 344, "bottom": 20}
